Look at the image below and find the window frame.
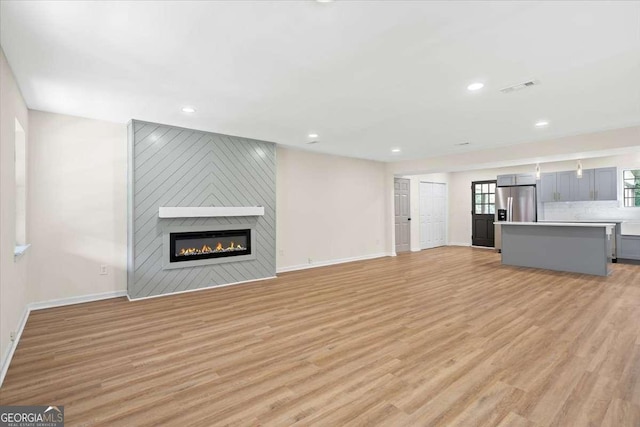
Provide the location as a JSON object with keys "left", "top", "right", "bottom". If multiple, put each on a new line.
{"left": 622, "top": 168, "right": 640, "bottom": 208}
{"left": 14, "top": 118, "right": 29, "bottom": 259}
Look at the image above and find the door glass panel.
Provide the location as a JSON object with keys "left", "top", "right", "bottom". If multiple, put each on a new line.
{"left": 475, "top": 184, "right": 482, "bottom": 192}
{"left": 482, "top": 184, "right": 489, "bottom": 193}
{"left": 489, "top": 194, "right": 495, "bottom": 203}
{"left": 475, "top": 195, "right": 482, "bottom": 204}
{"left": 475, "top": 205, "right": 482, "bottom": 214}
{"left": 489, "top": 205, "right": 495, "bottom": 214}
{"left": 489, "top": 183, "right": 496, "bottom": 193}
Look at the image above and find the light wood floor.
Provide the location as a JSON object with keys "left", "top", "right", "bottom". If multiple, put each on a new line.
{"left": 1, "top": 247, "right": 640, "bottom": 426}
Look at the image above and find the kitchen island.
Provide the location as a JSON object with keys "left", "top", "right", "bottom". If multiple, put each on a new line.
{"left": 496, "top": 222, "right": 616, "bottom": 276}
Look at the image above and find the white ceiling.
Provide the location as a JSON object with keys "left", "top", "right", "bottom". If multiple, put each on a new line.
{"left": 2, "top": 1, "right": 639, "bottom": 162}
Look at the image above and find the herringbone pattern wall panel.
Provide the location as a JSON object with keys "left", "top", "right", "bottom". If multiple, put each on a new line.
{"left": 127, "top": 120, "right": 276, "bottom": 299}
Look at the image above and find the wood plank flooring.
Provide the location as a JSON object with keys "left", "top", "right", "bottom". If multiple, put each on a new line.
{"left": 1, "top": 247, "right": 640, "bottom": 426}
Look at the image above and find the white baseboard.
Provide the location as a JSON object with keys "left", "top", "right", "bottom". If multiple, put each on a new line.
{"left": 30, "top": 290, "right": 127, "bottom": 311}
{"left": 0, "top": 305, "right": 30, "bottom": 388}
{"left": 276, "top": 252, "right": 392, "bottom": 273}
{"left": 448, "top": 242, "right": 471, "bottom": 247}
{"left": 0, "top": 290, "right": 126, "bottom": 388}
{"left": 127, "top": 276, "right": 278, "bottom": 302}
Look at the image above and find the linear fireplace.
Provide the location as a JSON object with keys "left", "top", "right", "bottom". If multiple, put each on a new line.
{"left": 170, "top": 229, "right": 251, "bottom": 263}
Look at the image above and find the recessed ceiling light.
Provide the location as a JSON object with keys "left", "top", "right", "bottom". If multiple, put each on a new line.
{"left": 467, "top": 82, "right": 484, "bottom": 91}
{"left": 535, "top": 120, "right": 549, "bottom": 127}
{"left": 316, "top": 0, "right": 334, "bottom": 3}
{"left": 308, "top": 133, "right": 319, "bottom": 138}
{"left": 391, "top": 148, "right": 401, "bottom": 153}
{"left": 181, "top": 106, "right": 196, "bottom": 113}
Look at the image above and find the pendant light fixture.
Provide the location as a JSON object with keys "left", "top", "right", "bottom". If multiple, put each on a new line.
{"left": 576, "top": 160, "right": 583, "bottom": 179}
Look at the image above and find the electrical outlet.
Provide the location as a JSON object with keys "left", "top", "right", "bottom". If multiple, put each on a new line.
{"left": 99, "top": 265, "right": 108, "bottom": 275}
{"left": 10, "top": 331, "right": 16, "bottom": 341}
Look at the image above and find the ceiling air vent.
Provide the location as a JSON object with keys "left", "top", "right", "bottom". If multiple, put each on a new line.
{"left": 499, "top": 79, "right": 541, "bottom": 94}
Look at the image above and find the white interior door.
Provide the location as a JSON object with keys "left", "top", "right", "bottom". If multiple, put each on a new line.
{"left": 420, "top": 182, "right": 447, "bottom": 249}
{"left": 394, "top": 178, "right": 411, "bottom": 253}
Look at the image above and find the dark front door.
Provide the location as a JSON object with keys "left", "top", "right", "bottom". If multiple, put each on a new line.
{"left": 472, "top": 180, "right": 496, "bottom": 247}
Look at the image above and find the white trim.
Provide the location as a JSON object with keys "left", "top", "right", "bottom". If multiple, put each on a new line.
{"left": 0, "top": 305, "right": 29, "bottom": 388}
{"left": 29, "top": 291, "right": 127, "bottom": 311}
{"left": 471, "top": 245, "right": 496, "bottom": 250}
{"left": 448, "top": 242, "right": 472, "bottom": 247}
{"left": 159, "top": 206, "right": 264, "bottom": 218}
{"left": 276, "top": 252, "right": 392, "bottom": 273}
{"left": 14, "top": 244, "right": 31, "bottom": 259}
{"left": 127, "top": 276, "right": 277, "bottom": 301}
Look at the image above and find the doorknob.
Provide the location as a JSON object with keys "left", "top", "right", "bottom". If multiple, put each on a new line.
{"left": 408, "top": 218, "right": 411, "bottom": 221}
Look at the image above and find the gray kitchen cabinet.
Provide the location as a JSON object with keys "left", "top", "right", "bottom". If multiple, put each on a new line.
{"left": 515, "top": 174, "right": 536, "bottom": 185}
{"left": 540, "top": 167, "right": 618, "bottom": 202}
{"left": 619, "top": 235, "right": 640, "bottom": 260}
{"left": 540, "top": 171, "right": 572, "bottom": 202}
{"left": 497, "top": 173, "right": 536, "bottom": 187}
{"left": 571, "top": 169, "right": 595, "bottom": 201}
{"left": 556, "top": 171, "right": 573, "bottom": 201}
{"left": 540, "top": 173, "right": 557, "bottom": 202}
{"left": 594, "top": 167, "right": 617, "bottom": 200}
{"left": 497, "top": 175, "right": 515, "bottom": 186}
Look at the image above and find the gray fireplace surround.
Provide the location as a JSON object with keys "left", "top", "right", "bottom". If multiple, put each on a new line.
{"left": 127, "top": 120, "right": 276, "bottom": 299}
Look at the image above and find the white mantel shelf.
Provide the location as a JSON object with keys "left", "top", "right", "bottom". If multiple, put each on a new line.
{"left": 158, "top": 206, "right": 265, "bottom": 218}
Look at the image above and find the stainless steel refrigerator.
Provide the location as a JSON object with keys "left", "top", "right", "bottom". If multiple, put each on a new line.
{"left": 494, "top": 185, "right": 537, "bottom": 251}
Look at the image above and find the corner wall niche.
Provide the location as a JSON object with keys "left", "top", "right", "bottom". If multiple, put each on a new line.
{"left": 127, "top": 120, "right": 276, "bottom": 299}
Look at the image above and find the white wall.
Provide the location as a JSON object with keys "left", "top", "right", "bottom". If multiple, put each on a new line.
{"left": 0, "top": 48, "right": 30, "bottom": 373}
{"left": 276, "top": 147, "right": 388, "bottom": 271}
{"left": 28, "top": 111, "right": 127, "bottom": 302}
{"left": 448, "top": 153, "right": 640, "bottom": 246}
{"left": 400, "top": 173, "right": 450, "bottom": 251}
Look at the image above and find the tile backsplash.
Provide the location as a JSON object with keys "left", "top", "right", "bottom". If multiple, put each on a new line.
{"left": 543, "top": 201, "right": 640, "bottom": 222}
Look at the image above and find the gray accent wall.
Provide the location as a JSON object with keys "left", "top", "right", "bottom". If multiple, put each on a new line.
{"left": 127, "top": 120, "right": 276, "bottom": 299}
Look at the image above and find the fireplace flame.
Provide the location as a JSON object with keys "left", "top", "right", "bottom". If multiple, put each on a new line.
{"left": 177, "top": 241, "right": 245, "bottom": 257}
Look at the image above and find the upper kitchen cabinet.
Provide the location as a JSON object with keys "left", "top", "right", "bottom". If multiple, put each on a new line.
{"left": 571, "top": 169, "right": 595, "bottom": 201}
{"left": 541, "top": 171, "right": 573, "bottom": 202}
{"left": 556, "top": 172, "right": 573, "bottom": 201}
{"left": 540, "top": 166, "right": 618, "bottom": 202}
{"left": 540, "top": 173, "right": 557, "bottom": 202}
{"left": 497, "top": 173, "right": 536, "bottom": 187}
{"left": 594, "top": 167, "right": 617, "bottom": 200}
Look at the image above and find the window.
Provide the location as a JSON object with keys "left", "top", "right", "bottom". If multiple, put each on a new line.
{"left": 474, "top": 181, "right": 496, "bottom": 214}
{"left": 623, "top": 169, "right": 640, "bottom": 207}
{"left": 15, "top": 119, "right": 27, "bottom": 254}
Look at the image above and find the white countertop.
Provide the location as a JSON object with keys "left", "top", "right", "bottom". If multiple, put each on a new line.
{"left": 539, "top": 219, "right": 625, "bottom": 223}
{"left": 495, "top": 221, "right": 616, "bottom": 228}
